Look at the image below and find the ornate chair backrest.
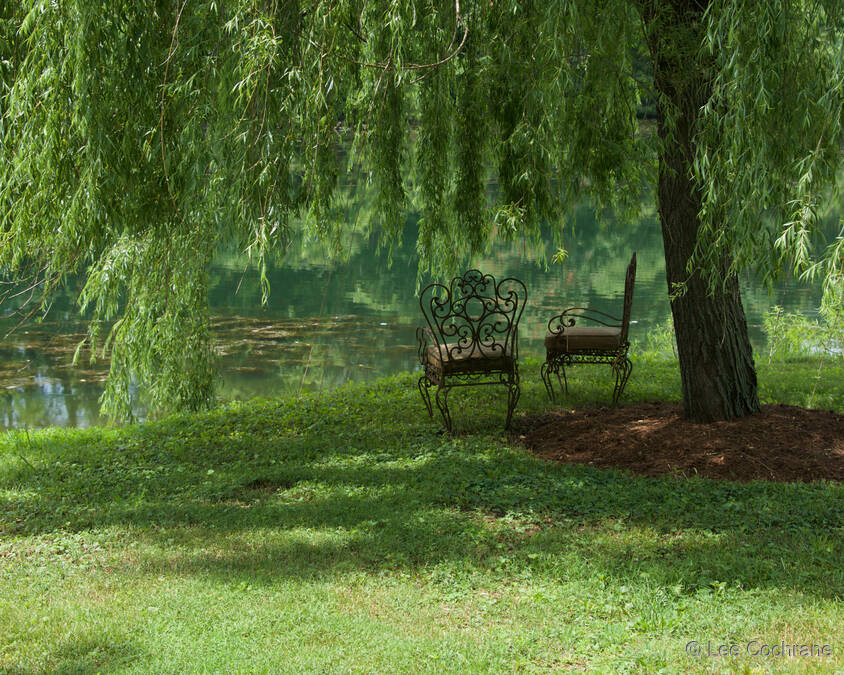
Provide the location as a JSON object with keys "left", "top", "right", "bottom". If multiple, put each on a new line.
{"left": 419, "top": 270, "right": 527, "bottom": 363}
{"left": 620, "top": 252, "right": 637, "bottom": 344}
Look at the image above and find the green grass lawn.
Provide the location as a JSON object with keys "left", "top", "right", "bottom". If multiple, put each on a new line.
{"left": 1, "top": 357, "right": 842, "bottom": 673}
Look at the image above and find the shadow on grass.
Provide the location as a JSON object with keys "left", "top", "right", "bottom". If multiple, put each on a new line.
{"left": 1, "top": 636, "right": 142, "bottom": 674}
{"left": 1, "top": 371, "right": 841, "bottom": 599}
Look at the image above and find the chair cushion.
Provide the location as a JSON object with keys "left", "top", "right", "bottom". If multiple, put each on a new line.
{"left": 544, "top": 326, "right": 622, "bottom": 352}
{"left": 425, "top": 342, "right": 514, "bottom": 374}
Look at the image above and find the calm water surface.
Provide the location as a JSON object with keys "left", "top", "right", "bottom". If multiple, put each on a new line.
{"left": 0, "top": 207, "right": 823, "bottom": 429}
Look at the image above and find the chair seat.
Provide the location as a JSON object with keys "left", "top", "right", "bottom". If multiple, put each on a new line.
{"left": 545, "top": 326, "right": 622, "bottom": 353}
{"left": 425, "top": 342, "right": 514, "bottom": 374}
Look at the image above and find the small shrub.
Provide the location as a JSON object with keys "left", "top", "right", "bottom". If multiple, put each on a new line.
{"left": 635, "top": 318, "right": 677, "bottom": 359}
{"left": 763, "top": 305, "right": 842, "bottom": 363}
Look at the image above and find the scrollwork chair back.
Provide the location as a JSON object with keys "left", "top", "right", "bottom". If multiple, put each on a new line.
{"left": 416, "top": 270, "right": 526, "bottom": 431}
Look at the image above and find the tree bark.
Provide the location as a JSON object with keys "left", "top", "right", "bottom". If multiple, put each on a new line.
{"left": 643, "top": 1, "right": 761, "bottom": 421}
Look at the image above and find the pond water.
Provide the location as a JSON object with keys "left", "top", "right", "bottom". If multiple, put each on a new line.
{"left": 0, "top": 204, "right": 824, "bottom": 429}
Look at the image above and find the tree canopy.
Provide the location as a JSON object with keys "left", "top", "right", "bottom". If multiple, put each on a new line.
{"left": 1, "top": 0, "right": 842, "bottom": 421}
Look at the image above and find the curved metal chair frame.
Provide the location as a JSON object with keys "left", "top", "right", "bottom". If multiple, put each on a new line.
{"left": 416, "top": 270, "right": 527, "bottom": 431}
{"left": 541, "top": 253, "right": 636, "bottom": 405}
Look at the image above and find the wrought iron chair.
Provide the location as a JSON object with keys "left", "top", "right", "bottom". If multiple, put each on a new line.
{"left": 416, "top": 270, "right": 527, "bottom": 432}
{"left": 540, "top": 252, "right": 636, "bottom": 404}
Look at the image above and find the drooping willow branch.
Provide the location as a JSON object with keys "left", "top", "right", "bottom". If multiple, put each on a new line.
{"left": 336, "top": 0, "right": 468, "bottom": 72}
{"left": 159, "top": 0, "right": 189, "bottom": 215}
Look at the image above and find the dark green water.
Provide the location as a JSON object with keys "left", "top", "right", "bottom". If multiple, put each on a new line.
{"left": 0, "top": 206, "right": 823, "bottom": 429}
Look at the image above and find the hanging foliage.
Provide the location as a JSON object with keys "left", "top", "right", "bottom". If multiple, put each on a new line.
{"left": 1, "top": 0, "right": 842, "bottom": 420}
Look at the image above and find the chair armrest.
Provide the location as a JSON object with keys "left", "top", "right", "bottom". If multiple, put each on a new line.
{"left": 548, "top": 307, "right": 623, "bottom": 335}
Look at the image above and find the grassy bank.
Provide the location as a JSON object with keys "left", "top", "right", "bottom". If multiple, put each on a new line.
{"left": 1, "top": 357, "right": 842, "bottom": 673}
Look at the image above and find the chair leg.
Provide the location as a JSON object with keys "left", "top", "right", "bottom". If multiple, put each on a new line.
{"left": 505, "top": 371, "right": 521, "bottom": 430}
{"left": 542, "top": 357, "right": 568, "bottom": 401}
{"left": 540, "top": 361, "right": 555, "bottom": 401}
{"left": 612, "top": 356, "right": 633, "bottom": 405}
{"left": 434, "top": 384, "right": 453, "bottom": 432}
{"left": 418, "top": 374, "right": 434, "bottom": 418}
{"left": 558, "top": 361, "right": 568, "bottom": 395}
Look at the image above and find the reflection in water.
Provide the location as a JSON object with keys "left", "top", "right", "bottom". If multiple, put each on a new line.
{"left": 0, "top": 209, "right": 824, "bottom": 429}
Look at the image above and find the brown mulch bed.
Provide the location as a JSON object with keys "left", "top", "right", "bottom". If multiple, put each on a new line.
{"left": 515, "top": 403, "right": 844, "bottom": 483}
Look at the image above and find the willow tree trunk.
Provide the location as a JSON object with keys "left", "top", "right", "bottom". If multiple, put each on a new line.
{"left": 644, "top": 0, "right": 761, "bottom": 422}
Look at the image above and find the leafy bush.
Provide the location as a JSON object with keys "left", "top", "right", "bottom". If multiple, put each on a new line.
{"left": 763, "top": 305, "right": 842, "bottom": 363}
{"left": 634, "top": 318, "right": 677, "bottom": 359}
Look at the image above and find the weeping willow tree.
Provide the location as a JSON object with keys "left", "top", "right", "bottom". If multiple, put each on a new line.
{"left": 1, "top": 0, "right": 842, "bottom": 421}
